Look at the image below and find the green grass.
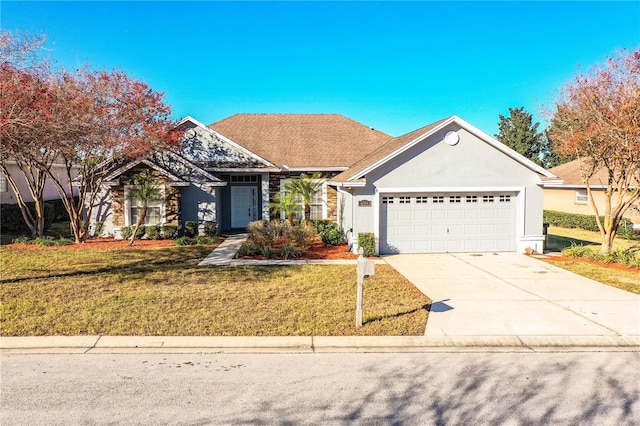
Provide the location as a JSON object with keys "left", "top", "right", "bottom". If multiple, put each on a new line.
{"left": 544, "top": 226, "right": 639, "bottom": 294}
{"left": 546, "top": 225, "right": 639, "bottom": 253}
{"left": 0, "top": 245, "right": 429, "bottom": 336}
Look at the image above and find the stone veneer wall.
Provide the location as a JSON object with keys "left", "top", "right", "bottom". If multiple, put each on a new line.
{"left": 268, "top": 171, "right": 340, "bottom": 222}
{"left": 109, "top": 166, "right": 181, "bottom": 228}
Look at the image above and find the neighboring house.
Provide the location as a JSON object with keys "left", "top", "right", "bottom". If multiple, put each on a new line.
{"left": 330, "top": 116, "right": 556, "bottom": 254}
{"left": 543, "top": 158, "right": 640, "bottom": 228}
{"left": 0, "top": 161, "right": 77, "bottom": 204}
{"left": 90, "top": 113, "right": 556, "bottom": 254}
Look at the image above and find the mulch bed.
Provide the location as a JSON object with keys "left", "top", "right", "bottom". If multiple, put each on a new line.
{"left": 239, "top": 240, "right": 359, "bottom": 261}
{"left": 533, "top": 254, "right": 640, "bottom": 273}
{"left": 7, "top": 238, "right": 178, "bottom": 250}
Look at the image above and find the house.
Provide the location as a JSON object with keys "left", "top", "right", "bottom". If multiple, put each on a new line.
{"left": 543, "top": 158, "right": 640, "bottom": 228}
{"left": 91, "top": 114, "right": 391, "bottom": 237}
{"left": 0, "top": 161, "right": 77, "bottom": 204}
{"left": 90, "top": 114, "right": 556, "bottom": 254}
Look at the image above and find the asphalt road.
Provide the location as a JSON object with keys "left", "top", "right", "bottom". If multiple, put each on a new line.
{"left": 2, "top": 351, "right": 639, "bottom": 425}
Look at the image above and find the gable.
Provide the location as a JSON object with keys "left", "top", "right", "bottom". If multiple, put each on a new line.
{"left": 208, "top": 114, "right": 392, "bottom": 169}
{"left": 331, "top": 115, "right": 555, "bottom": 186}
{"left": 177, "top": 117, "right": 275, "bottom": 170}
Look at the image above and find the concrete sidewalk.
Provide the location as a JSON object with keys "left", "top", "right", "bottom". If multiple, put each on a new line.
{"left": 2, "top": 335, "right": 639, "bottom": 354}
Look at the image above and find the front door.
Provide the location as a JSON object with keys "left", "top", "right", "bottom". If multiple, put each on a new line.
{"left": 231, "top": 186, "right": 258, "bottom": 229}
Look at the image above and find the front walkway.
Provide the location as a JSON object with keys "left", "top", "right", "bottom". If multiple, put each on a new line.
{"left": 198, "top": 235, "right": 384, "bottom": 266}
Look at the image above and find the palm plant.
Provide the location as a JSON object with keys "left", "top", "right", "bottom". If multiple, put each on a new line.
{"left": 126, "top": 171, "right": 164, "bottom": 246}
{"left": 286, "top": 172, "right": 324, "bottom": 224}
{"left": 269, "top": 188, "right": 301, "bottom": 226}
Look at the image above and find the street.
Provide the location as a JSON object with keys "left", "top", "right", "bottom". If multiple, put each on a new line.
{"left": 2, "top": 351, "right": 639, "bottom": 425}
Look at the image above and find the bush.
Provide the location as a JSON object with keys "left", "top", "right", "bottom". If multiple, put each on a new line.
{"left": 185, "top": 221, "right": 198, "bottom": 237}
{"left": 174, "top": 236, "right": 195, "bottom": 246}
{"left": 544, "top": 210, "right": 635, "bottom": 235}
{"left": 278, "top": 241, "right": 300, "bottom": 259}
{"left": 11, "top": 236, "right": 30, "bottom": 244}
{"left": 145, "top": 225, "right": 160, "bottom": 240}
{"left": 290, "top": 224, "right": 315, "bottom": 250}
{"left": 13, "top": 235, "right": 73, "bottom": 246}
{"left": 93, "top": 221, "right": 104, "bottom": 237}
{"left": 236, "top": 241, "right": 260, "bottom": 257}
{"left": 203, "top": 221, "right": 217, "bottom": 237}
{"left": 161, "top": 225, "right": 177, "bottom": 239}
{"left": 312, "top": 219, "right": 335, "bottom": 234}
{"left": 134, "top": 225, "right": 146, "bottom": 239}
{"left": 561, "top": 243, "right": 595, "bottom": 259}
{"left": 120, "top": 226, "right": 133, "bottom": 240}
{"left": 358, "top": 232, "right": 376, "bottom": 256}
{"left": 318, "top": 222, "right": 344, "bottom": 246}
{"left": 0, "top": 201, "right": 56, "bottom": 234}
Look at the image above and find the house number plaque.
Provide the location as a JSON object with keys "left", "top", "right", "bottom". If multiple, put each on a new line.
{"left": 358, "top": 200, "right": 372, "bottom": 207}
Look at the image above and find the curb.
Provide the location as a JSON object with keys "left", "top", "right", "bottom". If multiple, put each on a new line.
{"left": 2, "top": 335, "right": 639, "bottom": 354}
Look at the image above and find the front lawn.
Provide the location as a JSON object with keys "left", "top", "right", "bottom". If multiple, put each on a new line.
{"left": 544, "top": 226, "right": 639, "bottom": 294}
{"left": 0, "top": 245, "right": 429, "bottom": 336}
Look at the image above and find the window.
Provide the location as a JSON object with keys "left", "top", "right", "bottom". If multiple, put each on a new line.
{"left": 0, "top": 172, "right": 7, "bottom": 192}
{"left": 280, "top": 179, "right": 327, "bottom": 220}
{"left": 399, "top": 196, "right": 411, "bottom": 204}
{"left": 466, "top": 196, "right": 478, "bottom": 203}
{"left": 125, "top": 185, "right": 164, "bottom": 226}
{"left": 449, "top": 196, "right": 461, "bottom": 203}
{"left": 482, "top": 195, "right": 494, "bottom": 203}
{"left": 416, "top": 196, "right": 428, "bottom": 204}
{"left": 382, "top": 196, "right": 394, "bottom": 204}
{"left": 433, "top": 196, "right": 444, "bottom": 204}
{"left": 231, "top": 175, "right": 258, "bottom": 183}
{"left": 499, "top": 195, "right": 511, "bottom": 203}
{"left": 576, "top": 190, "right": 588, "bottom": 204}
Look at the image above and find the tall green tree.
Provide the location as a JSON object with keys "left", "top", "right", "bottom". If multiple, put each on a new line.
{"left": 495, "top": 107, "right": 557, "bottom": 168}
{"left": 126, "top": 171, "right": 164, "bottom": 246}
{"left": 269, "top": 189, "right": 301, "bottom": 226}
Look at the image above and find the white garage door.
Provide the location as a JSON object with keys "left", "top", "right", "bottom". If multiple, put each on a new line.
{"left": 380, "top": 193, "right": 517, "bottom": 254}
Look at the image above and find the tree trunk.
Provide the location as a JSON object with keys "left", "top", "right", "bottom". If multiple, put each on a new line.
{"left": 129, "top": 206, "right": 147, "bottom": 246}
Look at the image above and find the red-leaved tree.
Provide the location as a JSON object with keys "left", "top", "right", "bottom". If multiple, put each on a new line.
{"left": 44, "top": 69, "right": 181, "bottom": 243}
{"left": 549, "top": 48, "right": 640, "bottom": 252}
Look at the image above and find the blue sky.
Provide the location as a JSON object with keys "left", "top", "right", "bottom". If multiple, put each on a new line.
{"left": 2, "top": 1, "right": 639, "bottom": 137}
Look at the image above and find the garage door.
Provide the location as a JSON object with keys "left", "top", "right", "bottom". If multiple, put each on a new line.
{"left": 380, "top": 193, "right": 517, "bottom": 254}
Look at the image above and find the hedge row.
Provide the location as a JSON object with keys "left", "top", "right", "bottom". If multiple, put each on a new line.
{"left": 544, "top": 210, "right": 635, "bottom": 233}
{"left": 1, "top": 198, "right": 73, "bottom": 234}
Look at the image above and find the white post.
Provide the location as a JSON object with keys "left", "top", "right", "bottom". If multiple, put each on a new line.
{"left": 356, "top": 248, "right": 365, "bottom": 327}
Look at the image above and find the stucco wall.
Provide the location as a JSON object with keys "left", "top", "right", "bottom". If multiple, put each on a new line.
{"left": 544, "top": 187, "right": 640, "bottom": 225}
{"left": 1, "top": 163, "right": 77, "bottom": 204}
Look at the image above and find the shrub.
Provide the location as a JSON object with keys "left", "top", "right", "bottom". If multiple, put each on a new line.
{"left": 0, "top": 201, "right": 56, "bottom": 234}
{"left": 203, "top": 220, "right": 217, "bottom": 237}
{"left": 358, "top": 232, "right": 376, "bottom": 256}
{"left": 290, "top": 224, "right": 315, "bottom": 250}
{"left": 318, "top": 222, "right": 344, "bottom": 246}
{"left": 312, "top": 219, "right": 335, "bottom": 234}
{"left": 278, "top": 241, "right": 300, "bottom": 260}
{"left": 185, "top": 221, "right": 198, "bottom": 237}
{"left": 20, "top": 236, "right": 73, "bottom": 246}
{"left": 160, "top": 225, "right": 177, "bottom": 239}
{"left": 120, "top": 226, "right": 133, "bottom": 240}
{"left": 134, "top": 225, "right": 146, "bottom": 239}
{"left": 93, "top": 221, "right": 104, "bottom": 237}
{"left": 236, "top": 241, "right": 260, "bottom": 257}
{"left": 12, "top": 236, "right": 30, "bottom": 244}
{"left": 174, "top": 236, "right": 195, "bottom": 246}
{"left": 544, "top": 210, "right": 635, "bottom": 235}
{"left": 561, "top": 243, "right": 595, "bottom": 258}
{"left": 194, "top": 235, "right": 208, "bottom": 245}
{"left": 145, "top": 225, "right": 160, "bottom": 240}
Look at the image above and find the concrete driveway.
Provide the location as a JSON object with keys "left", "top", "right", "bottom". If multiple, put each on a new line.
{"left": 384, "top": 253, "right": 640, "bottom": 338}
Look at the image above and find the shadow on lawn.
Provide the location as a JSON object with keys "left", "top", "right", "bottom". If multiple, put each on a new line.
{"left": 364, "top": 304, "right": 430, "bottom": 324}
{"left": 545, "top": 234, "right": 600, "bottom": 252}
{"left": 0, "top": 247, "right": 286, "bottom": 284}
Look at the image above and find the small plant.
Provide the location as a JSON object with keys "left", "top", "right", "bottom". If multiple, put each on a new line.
{"left": 174, "top": 236, "right": 195, "bottom": 246}
{"left": 12, "top": 236, "right": 30, "bottom": 244}
{"left": 161, "top": 225, "right": 177, "bottom": 239}
{"left": 203, "top": 221, "right": 217, "bottom": 237}
{"left": 318, "top": 222, "right": 344, "bottom": 246}
{"left": 185, "top": 221, "right": 198, "bottom": 237}
{"left": 145, "top": 225, "right": 160, "bottom": 240}
{"left": 258, "top": 243, "right": 273, "bottom": 259}
{"left": 290, "top": 223, "right": 315, "bottom": 250}
{"left": 120, "top": 226, "right": 133, "bottom": 240}
{"left": 278, "top": 241, "right": 300, "bottom": 260}
{"left": 561, "top": 243, "right": 594, "bottom": 258}
{"left": 94, "top": 221, "right": 105, "bottom": 237}
{"left": 194, "top": 235, "right": 208, "bottom": 245}
{"left": 236, "top": 241, "right": 260, "bottom": 257}
{"left": 358, "top": 232, "right": 376, "bottom": 256}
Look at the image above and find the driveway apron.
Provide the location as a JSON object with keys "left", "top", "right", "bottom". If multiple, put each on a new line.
{"left": 384, "top": 253, "right": 640, "bottom": 337}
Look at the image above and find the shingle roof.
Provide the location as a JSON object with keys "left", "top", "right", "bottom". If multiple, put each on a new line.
{"left": 208, "top": 114, "right": 392, "bottom": 168}
{"left": 331, "top": 117, "right": 452, "bottom": 183}
{"left": 549, "top": 159, "right": 614, "bottom": 187}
